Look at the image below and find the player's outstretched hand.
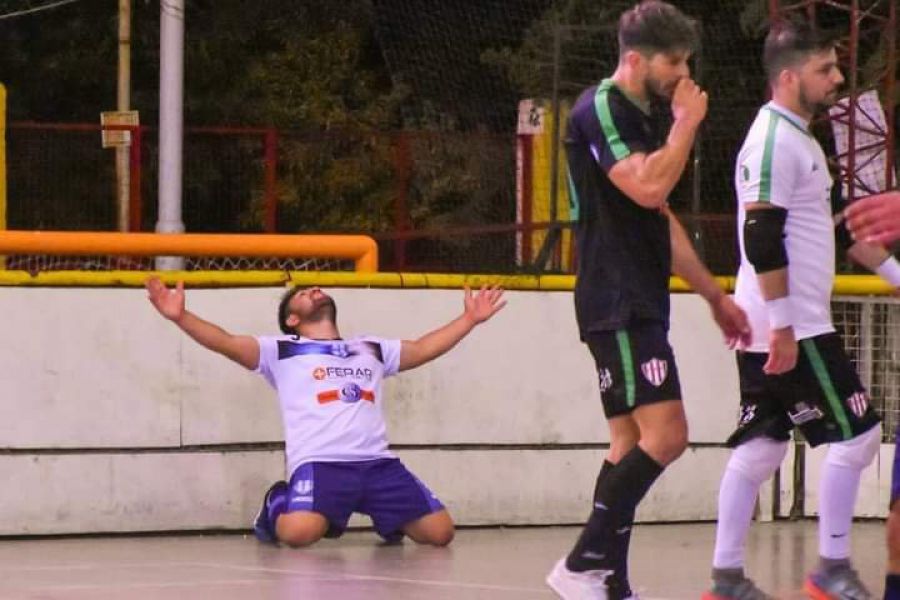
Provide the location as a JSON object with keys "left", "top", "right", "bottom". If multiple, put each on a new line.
{"left": 844, "top": 191, "right": 900, "bottom": 245}
{"left": 710, "top": 295, "right": 752, "bottom": 349}
{"left": 145, "top": 276, "right": 185, "bottom": 322}
{"left": 463, "top": 284, "right": 507, "bottom": 325}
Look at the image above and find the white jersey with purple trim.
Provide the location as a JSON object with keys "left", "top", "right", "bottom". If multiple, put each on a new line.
{"left": 734, "top": 101, "right": 836, "bottom": 352}
{"left": 255, "top": 335, "right": 402, "bottom": 474}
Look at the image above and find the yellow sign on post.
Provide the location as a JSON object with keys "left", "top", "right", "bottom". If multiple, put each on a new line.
{"left": 100, "top": 110, "right": 139, "bottom": 148}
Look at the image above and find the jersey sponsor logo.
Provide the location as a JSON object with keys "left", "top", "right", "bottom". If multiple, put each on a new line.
{"left": 846, "top": 391, "right": 868, "bottom": 418}
{"left": 640, "top": 358, "right": 668, "bottom": 387}
{"left": 278, "top": 340, "right": 384, "bottom": 364}
{"left": 598, "top": 368, "right": 613, "bottom": 393}
{"left": 317, "top": 383, "right": 375, "bottom": 405}
{"left": 312, "top": 366, "right": 374, "bottom": 382}
{"left": 788, "top": 402, "right": 824, "bottom": 425}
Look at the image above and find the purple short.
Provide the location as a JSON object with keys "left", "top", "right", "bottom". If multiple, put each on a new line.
{"left": 287, "top": 458, "right": 445, "bottom": 541}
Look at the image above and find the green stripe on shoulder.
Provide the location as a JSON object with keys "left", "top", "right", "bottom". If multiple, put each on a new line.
{"left": 594, "top": 79, "right": 631, "bottom": 162}
{"left": 758, "top": 112, "right": 780, "bottom": 203}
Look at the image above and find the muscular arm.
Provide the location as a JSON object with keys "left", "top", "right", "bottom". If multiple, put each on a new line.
{"left": 668, "top": 208, "right": 726, "bottom": 303}
{"left": 399, "top": 285, "right": 506, "bottom": 372}
{"left": 172, "top": 311, "right": 260, "bottom": 370}
{"left": 399, "top": 314, "right": 478, "bottom": 372}
{"left": 668, "top": 208, "right": 751, "bottom": 347}
{"left": 609, "top": 117, "right": 702, "bottom": 209}
{"left": 145, "top": 277, "right": 259, "bottom": 370}
{"left": 744, "top": 203, "right": 789, "bottom": 301}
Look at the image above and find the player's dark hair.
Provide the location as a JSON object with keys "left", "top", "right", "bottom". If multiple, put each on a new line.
{"left": 278, "top": 286, "right": 304, "bottom": 335}
{"left": 763, "top": 17, "right": 839, "bottom": 83}
{"left": 617, "top": 1, "right": 698, "bottom": 58}
{"left": 277, "top": 287, "right": 338, "bottom": 334}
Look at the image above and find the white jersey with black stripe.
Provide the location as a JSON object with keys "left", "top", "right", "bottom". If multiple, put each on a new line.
{"left": 734, "top": 101, "right": 836, "bottom": 352}
{"left": 254, "top": 335, "right": 401, "bottom": 474}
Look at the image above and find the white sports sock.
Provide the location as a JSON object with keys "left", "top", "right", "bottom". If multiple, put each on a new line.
{"left": 818, "top": 427, "right": 880, "bottom": 560}
{"left": 712, "top": 467, "right": 761, "bottom": 569}
{"left": 818, "top": 461, "right": 861, "bottom": 559}
{"left": 712, "top": 437, "right": 787, "bottom": 570}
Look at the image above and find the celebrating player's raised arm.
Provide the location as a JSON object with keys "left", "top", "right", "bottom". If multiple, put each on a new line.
{"left": 145, "top": 276, "right": 260, "bottom": 370}
{"left": 399, "top": 285, "right": 506, "bottom": 371}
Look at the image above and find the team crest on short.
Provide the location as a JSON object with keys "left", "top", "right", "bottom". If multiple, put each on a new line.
{"left": 846, "top": 391, "right": 868, "bottom": 418}
{"left": 598, "top": 368, "right": 613, "bottom": 393}
{"left": 640, "top": 358, "right": 668, "bottom": 387}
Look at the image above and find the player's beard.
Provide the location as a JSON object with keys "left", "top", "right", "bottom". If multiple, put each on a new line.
{"left": 645, "top": 74, "right": 676, "bottom": 102}
{"left": 798, "top": 80, "right": 838, "bottom": 114}
{"left": 307, "top": 296, "right": 337, "bottom": 325}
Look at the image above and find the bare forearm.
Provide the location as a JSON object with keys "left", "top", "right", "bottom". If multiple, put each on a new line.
{"left": 670, "top": 213, "right": 723, "bottom": 303}
{"left": 756, "top": 269, "right": 788, "bottom": 300}
{"left": 400, "top": 314, "right": 476, "bottom": 371}
{"left": 847, "top": 240, "right": 890, "bottom": 271}
{"left": 174, "top": 311, "right": 237, "bottom": 355}
{"left": 639, "top": 119, "right": 699, "bottom": 205}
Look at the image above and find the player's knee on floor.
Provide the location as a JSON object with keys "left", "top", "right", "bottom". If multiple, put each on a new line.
{"left": 729, "top": 436, "right": 788, "bottom": 484}
{"left": 404, "top": 510, "right": 455, "bottom": 546}
{"left": 888, "top": 511, "right": 900, "bottom": 550}
{"left": 276, "top": 512, "right": 329, "bottom": 548}
{"left": 827, "top": 425, "right": 881, "bottom": 470}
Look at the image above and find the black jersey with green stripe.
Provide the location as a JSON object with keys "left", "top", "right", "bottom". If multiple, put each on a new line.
{"left": 566, "top": 78, "right": 670, "bottom": 336}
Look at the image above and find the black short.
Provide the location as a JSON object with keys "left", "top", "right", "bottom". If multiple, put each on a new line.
{"left": 585, "top": 321, "right": 682, "bottom": 418}
{"left": 728, "top": 332, "right": 880, "bottom": 448}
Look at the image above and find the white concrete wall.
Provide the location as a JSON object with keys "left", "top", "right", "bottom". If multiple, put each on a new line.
{"left": 0, "top": 287, "right": 889, "bottom": 535}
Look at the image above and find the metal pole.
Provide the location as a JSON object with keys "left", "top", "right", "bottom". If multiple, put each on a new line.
{"left": 156, "top": 0, "right": 185, "bottom": 270}
{"left": 884, "top": 0, "right": 896, "bottom": 190}
{"left": 548, "top": 15, "right": 562, "bottom": 271}
{"left": 116, "top": 0, "right": 131, "bottom": 231}
{"left": 847, "top": 0, "right": 859, "bottom": 201}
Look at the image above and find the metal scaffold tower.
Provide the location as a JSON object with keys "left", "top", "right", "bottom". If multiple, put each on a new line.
{"left": 771, "top": 0, "right": 897, "bottom": 199}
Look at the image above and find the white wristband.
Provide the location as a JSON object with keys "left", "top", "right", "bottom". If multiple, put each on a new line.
{"left": 766, "top": 296, "right": 794, "bottom": 330}
{"left": 876, "top": 257, "right": 900, "bottom": 287}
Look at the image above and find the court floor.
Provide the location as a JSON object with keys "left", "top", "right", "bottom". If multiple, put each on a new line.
{"left": 0, "top": 521, "right": 887, "bottom": 599}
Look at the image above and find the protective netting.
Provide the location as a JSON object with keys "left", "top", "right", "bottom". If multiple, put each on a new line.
{"left": 833, "top": 296, "right": 900, "bottom": 442}
{"left": 2, "top": 255, "right": 350, "bottom": 273}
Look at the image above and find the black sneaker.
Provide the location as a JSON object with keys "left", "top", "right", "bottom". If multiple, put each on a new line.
{"left": 252, "top": 480, "right": 288, "bottom": 545}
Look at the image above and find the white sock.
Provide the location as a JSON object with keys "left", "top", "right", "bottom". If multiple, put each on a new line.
{"left": 818, "top": 461, "right": 861, "bottom": 560}
{"left": 712, "top": 466, "right": 761, "bottom": 569}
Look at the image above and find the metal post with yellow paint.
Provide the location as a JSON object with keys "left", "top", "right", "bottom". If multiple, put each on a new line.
{"left": 0, "top": 83, "right": 6, "bottom": 269}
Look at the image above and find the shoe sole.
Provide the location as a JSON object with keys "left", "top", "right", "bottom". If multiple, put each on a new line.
{"left": 802, "top": 579, "right": 834, "bottom": 600}
{"left": 545, "top": 572, "right": 566, "bottom": 599}
{"left": 252, "top": 484, "right": 283, "bottom": 545}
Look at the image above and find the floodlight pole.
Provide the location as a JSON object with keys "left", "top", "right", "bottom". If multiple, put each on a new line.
{"left": 156, "top": 0, "right": 185, "bottom": 270}
{"left": 116, "top": 0, "right": 131, "bottom": 232}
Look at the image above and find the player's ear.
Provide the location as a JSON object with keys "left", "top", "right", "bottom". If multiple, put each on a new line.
{"left": 623, "top": 48, "right": 643, "bottom": 70}
{"left": 286, "top": 314, "right": 300, "bottom": 330}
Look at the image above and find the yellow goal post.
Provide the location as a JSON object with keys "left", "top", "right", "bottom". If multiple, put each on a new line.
{"left": 0, "top": 230, "right": 378, "bottom": 286}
